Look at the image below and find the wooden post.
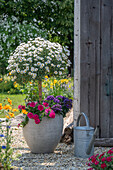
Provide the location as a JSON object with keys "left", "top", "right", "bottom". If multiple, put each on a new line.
{"left": 38, "top": 80, "right": 42, "bottom": 102}
{"left": 73, "top": 0, "right": 81, "bottom": 126}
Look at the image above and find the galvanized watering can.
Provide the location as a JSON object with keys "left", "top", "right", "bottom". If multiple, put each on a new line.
{"left": 74, "top": 112, "right": 98, "bottom": 158}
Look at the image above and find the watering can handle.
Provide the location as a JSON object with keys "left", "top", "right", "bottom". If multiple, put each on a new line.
{"left": 76, "top": 112, "right": 90, "bottom": 127}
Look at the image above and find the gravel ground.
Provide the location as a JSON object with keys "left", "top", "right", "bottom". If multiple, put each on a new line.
{"left": 1, "top": 115, "right": 111, "bottom": 170}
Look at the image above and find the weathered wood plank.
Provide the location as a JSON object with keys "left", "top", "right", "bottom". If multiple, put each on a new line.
{"left": 100, "top": 0, "right": 112, "bottom": 138}
{"left": 95, "top": 138, "right": 113, "bottom": 147}
{"left": 80, "top": 0, "right": 100, "bottom": 129}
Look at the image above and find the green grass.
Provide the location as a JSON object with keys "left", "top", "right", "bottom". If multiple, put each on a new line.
{"left": 0, "top": 94, "right": 26, "bottom": 118}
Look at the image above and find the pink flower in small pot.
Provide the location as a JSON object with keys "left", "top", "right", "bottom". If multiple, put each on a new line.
{"left": 30, "top": 102, "right": 36, "bottom": 107}
{"left": 33, "top": 114, "right": 39, "bottom": 120}
{"left": 49, "top": 110, "right": 55, "bottom": 118}
{"left": 101, "top": 163, "right": 107, "bottom": 169}
{"left": 101, "top": 157, "right": 106, "bottom": 162}
{"left": 106, "top": 156, "right": 112, "bottom": 162}
{"left": 35, "top": 119, "right": 40, "bottom": 124}
{"left": 27, "top": 112, "right": 34, "bottom": 119}
{"left": 38, "top": 105, "right": 44, "bottom": 111}
{"left": 107, "top": 149, "right": 113, "bottom": 154}
{"left": 43, "top": 102, "right": 49, "bottom": 107}
{"left": 94, "top": 160, "right": 99, "bottom": 165}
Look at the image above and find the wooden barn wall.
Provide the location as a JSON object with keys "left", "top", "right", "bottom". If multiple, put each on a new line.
{"left": 80, "top": 0, "right": 113, "bottom": 139}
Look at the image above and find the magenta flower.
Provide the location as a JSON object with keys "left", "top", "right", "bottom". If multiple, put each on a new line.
{"left": 27, "top": 112, "right": 34, "bottom": 119}
{"left": 30, "top": 102, "right": 36, "bottom": 107}
{"left": 27, "top": 103, "right": 30, "bottom": 106}
{"left": 49, "top": 110, "right": 55, "bottom": 118}
{"left": 43, "top": 102, "right": 49, "bottom": 107}
{"left": 33, "top": 114, "right": 39, "bottom": 120}
{"left": 18, "top": 105, "right": 25, "bottom": 110}
{"left": 38, "top": 105, "right": 44, "bottom": 111}
{"left": 45, "top": 107, "right": 50, "bottom": 114}
{"left": 35, "top": 119, "right": 40, "bottom": 124}
{"left": 94, "top": 160, "right": 99, "bottom": 165}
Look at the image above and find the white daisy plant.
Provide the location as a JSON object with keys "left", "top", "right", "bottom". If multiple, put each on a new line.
{"left": 7, "top": 37, "right": 71, "bottom": 82}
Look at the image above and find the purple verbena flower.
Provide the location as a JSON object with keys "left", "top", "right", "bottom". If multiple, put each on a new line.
{"left": 63, "top": 98, "right": 72, "bottom": 109}
{"left": 56, "top": 96, "right": 64, "bottom": 99}
{"left": 53, "top": 98, "right": 60, "bottom": 103}
{"left": 51, "top": 104, "right": 62, "bottom": 112}
{"left": 46, "top": 95, "right": 54, "bottom": 100}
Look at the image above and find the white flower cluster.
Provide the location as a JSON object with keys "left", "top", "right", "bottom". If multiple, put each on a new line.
{"left": 7, "top": 37, "right": 71, "bottom": 81}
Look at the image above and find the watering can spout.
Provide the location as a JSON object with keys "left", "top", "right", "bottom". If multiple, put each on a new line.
{"left": 86, "top": 126, "right": 99, "bottom": 155}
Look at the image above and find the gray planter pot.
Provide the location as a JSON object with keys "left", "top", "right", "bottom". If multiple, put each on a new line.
{"left": 23, "top": 114, "right": 63, "bottom": 153}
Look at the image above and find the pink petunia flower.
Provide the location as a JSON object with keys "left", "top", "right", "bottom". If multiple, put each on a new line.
{"left": 49, "top": 110, "right": 55, "bottom": 118}
{"left": 38, "top": 105, "right": 44, "bottom": 111}
{"left": 45, "top": 107, "right": 51, "bottom": 114}
{"left": 43, "top": 102, "right": 49, "bottom": 107}
{"left": 35, "top": 119, "right": 40, "bottom": 124}
{"left": 27, "top": 112, "right": 34, "bottom": 119}
{"left": 33, "top": 114, "right": 39, "bottom": 120}
{"left": 30, "top": 102, "right": 36, "bottom": 107}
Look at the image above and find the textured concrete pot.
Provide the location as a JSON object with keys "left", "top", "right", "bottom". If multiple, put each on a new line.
{"left": 23, "top": 115, "right": 63, "bottom": 153}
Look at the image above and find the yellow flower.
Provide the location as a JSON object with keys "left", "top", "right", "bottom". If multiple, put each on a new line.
{"left": 8, "top": 98, "right": 12, "bottom": 105}
{"left": 3, "top": 105, "right": 12, "bottom": 111}
{"left": 50, "top": 86, "right": 53, "bottom": 89}
{"left": 22, "top": 109, "right": 28, "bottom": 114}
{"left": 14, "top": 84, "right": 17, "bottom": 88}
{"left": 45, "top": 75, "right": 48, "bottom": 79}
{"left": 5, "top": 115, "right": 10, "bottom": 119}
{"left": 50, "top": 83, "right": 53, "bottom": 86}
{"left": 0, "top": 78, "right": 3, "bottom": 81}
{"left": 8, "top": 112, "right": 14, "bottom": 118}
{"left": 12, "top": 109, "right": 18, "bottom": 112}
{"left": 5, "top": 81, "right": 7, "bottom": 83}
{"left": 0, "top": 103, "right": 2, "bottom": 110}
{"left": 9, "top": 72, "right": 11, "bottom": 75}
{"left": 13, "top": 81, "right": 17, "bottom": 85}
{"left": 54, "top": 80, "right": 57, "bottom": 84}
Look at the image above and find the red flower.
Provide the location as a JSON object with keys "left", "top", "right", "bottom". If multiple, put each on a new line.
{"left": 38, "top": 105, "right": 44, "bottom": 111}
{"left": 101, "top": 157, "right": 106, "bottom": 162}
{"left": 33, "top": 114, "right": 39, "bottom": 120}
{"left": 88, "top": 168, "right": 93, "bottom": 170}
{"left": 43, "top": 102, "right": 49, "bottom": 107}
{"left": 35, "top": 119, "right": 40, "bottom": 124}
{"left": 99, "top": 152, "right": 105, "bottom": 159}
{"left": 106, "top": 156, "right": 112, "bottom": 162}
{"left": 95, "top": 160, "right": 99, "bottom": 165}
{"left": 101, "top": 163, "right": 107, "bottom": 169}
{"left": 107, "top": 149, "right": 113, "bottom": 154}
{"left": 30, "top": 102, "right": 36, "bottom": 107}
{"left": 91, "top": 157, "right": 96, "bottom": 163}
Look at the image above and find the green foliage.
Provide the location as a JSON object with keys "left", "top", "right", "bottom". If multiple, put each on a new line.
{"left": 0, "top": 15, "right": 47, "bottom": 75}
{"left": 0, "top": 0, "right": 74, "bottom": 74}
